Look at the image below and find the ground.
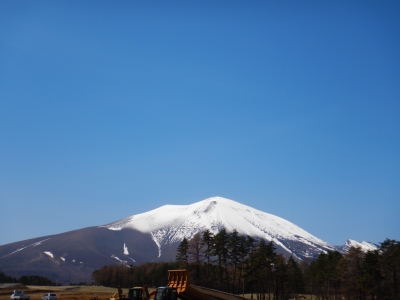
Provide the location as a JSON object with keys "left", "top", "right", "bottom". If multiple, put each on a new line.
{"left": 0, "top": 286, "right": 136, "bottom": 300}
{"left": 0, "top": 286, "right": 312, "bottom": 300}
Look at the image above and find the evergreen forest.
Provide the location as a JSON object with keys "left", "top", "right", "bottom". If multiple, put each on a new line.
{"left": 92, "top": 229, "right": 400, "bottom": 300}
{"left": 0, "top": 272, "right": 60, "bottom": 286}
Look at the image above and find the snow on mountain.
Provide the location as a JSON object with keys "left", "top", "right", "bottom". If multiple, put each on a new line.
{"left": 44, "top": 251, "right": 54, "bottom": 258}
{"left": 102, "top": 196, "right": 335, "bottom": 259}
{"left": 338, "top": 239, "right": 379, "bottom": 253}
{"left": 123, "top": 243, "right": 129, "bottom": 255}
{"left": 9, "top": 238, "right": 51, "bottom": 255}
{"left": 0, "top": 196, "right": 380, "bottom": 285}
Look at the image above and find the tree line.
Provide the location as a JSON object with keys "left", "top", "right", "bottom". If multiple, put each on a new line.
{"left": 92, "top": 228, "right": 400, "bottom": 300}
{"left": 92, "top": 262, "right": 179, "bottom": 288}
{"left": 0, "top": 272, "right": 60, "bottom": 286}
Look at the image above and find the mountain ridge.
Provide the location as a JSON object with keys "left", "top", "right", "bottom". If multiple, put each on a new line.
{"left": 0, "top": 196, "right": 378, "bottom": 284}
{"left": 101, "top": 196, "right": 335, "bottom": 260}
{"left": 336, "top": 239, "right": 379, "bottom": 253}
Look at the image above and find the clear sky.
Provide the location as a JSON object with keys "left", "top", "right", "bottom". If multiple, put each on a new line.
{"left": 1, "top": 1, "right": 399, "bottom": 247}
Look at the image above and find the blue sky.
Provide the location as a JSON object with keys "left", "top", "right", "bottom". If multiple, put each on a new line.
{"left": 1, "top": 1, "right": 399, "bottom": 247}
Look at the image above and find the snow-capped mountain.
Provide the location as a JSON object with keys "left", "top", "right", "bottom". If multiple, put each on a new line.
{"left": 102, "top": 196, "right": 335, "bottom": 260}
{"left": 337, "top": 239, "right": 379, "bottom": 253}
{"left": 0, "top": 196, "right": 377, "bottom": 284}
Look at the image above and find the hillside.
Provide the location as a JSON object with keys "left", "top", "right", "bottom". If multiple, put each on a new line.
{"left": 0, "top": 196, "right": 375, "bottom": 284}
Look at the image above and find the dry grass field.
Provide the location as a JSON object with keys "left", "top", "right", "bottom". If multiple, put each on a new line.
{"left": 0, "top": 286, "right": 143, "bottom": 300}
{"left": 0, "top": 286, "right": 312, "bottom": 300}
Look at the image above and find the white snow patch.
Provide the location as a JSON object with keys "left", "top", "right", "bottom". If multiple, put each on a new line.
{"left": 111, "top": 255, "right": 127, "bottom": 264}
{"left": 8, "top": 238, "right": 51, "bottom": 256}
{"left": 44, "top": 251, "right": 53, "bottom": 258}
{"left": 124, "top": 243, "right": 129, "bottom": 255}
{"left": 150, "top": 232, "right": 162, "bottom": 258}
{"left": 60, "top": 257, "right": 65, "bottom": 262}
{"left": 127, "top": 257, "right": 136, "bottom": 263}
{"left": 107, "top": 227, "right": 122, "bottom": 231}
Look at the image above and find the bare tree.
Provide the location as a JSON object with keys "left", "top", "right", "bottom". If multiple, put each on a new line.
{"left": 188, "top": 232, "right": 204, "bottom": 284}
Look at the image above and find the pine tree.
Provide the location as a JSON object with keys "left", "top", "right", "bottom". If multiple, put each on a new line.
{"left": 176, "top": 237, "right": 189, "bottom": 268}
{"left": 243, "top": 235, "right": 258, "bottom": 299}
{"left": 250, "top": 239, "right": 276, "bottom": 300}
{"left": 306, "top": 250, "right": 342, "bottom": 300}
{"left": 212, "top": 227, "right": 230, "bottom": 291}
{"left": 273, "top": 254, "right": 289, "bottom": 300}
{"left": 202, "top": 229, "right": 214, "bottom": 287}
{"left": 228, "top": 229, "right": 241, "bottom": 294}
{"left": 339, "top": 246, "right": 365, "bottom": 299}
{"left": 286, "top": 256, "right": 304, "bottom": 299}
{"left": 362, "top": 250, "right": 382, "bottom": 299}
{"left": 237, "top": 234, "right": 250, "bottom": 296}
{"left": 380, "top": 239, "right": 400, "bottom": 300}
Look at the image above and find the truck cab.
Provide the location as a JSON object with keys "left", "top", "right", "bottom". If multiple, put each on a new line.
{"left": 125, "top": 287, "right": 149, "bottom": 300}
{"left": 155, "top": 287, "right": 177, "bottom": 300}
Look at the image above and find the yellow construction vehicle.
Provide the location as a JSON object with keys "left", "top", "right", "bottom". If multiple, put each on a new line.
{"left": 155, "top": 270, "right": 212, "bottom": 300}
{"left": 111, "top": 286, "right": 149, "bottom": 300}
{"left": 125, "top": 286, "right": 150, "bottom": 300}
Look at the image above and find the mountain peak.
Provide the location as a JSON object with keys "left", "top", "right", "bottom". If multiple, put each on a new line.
{"left": 339, "top": 239, "right": 379, "bottom": 253}
{"left": 0, "top": 196, "right": 378, "bottom": 285}
{"left": 103, "top": 196, "right": 334, "bottom": 260}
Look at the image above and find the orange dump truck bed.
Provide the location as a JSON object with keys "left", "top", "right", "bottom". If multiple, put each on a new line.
{"left": 167, "top": 270, "right": 212, "bottom": 300}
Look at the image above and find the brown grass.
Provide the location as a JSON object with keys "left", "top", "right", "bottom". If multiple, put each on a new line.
{"left": 0, "top": 286, "right": 135, "bottom": 300}
{"left": 0, "top": 286, "right": 313, "bottom": 300}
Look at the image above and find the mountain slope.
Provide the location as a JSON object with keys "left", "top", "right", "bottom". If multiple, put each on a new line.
{"left": 102, "top": 196, "right": 335, "bottom": 260}
{"left": 0, "top": 196, "right": 369, "bottom": 284}
{"left": 0, "top": 227, "right": 158, "bottom": 284}
{"left": 337, "top": 239, "right": 379, "bottom": 253}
